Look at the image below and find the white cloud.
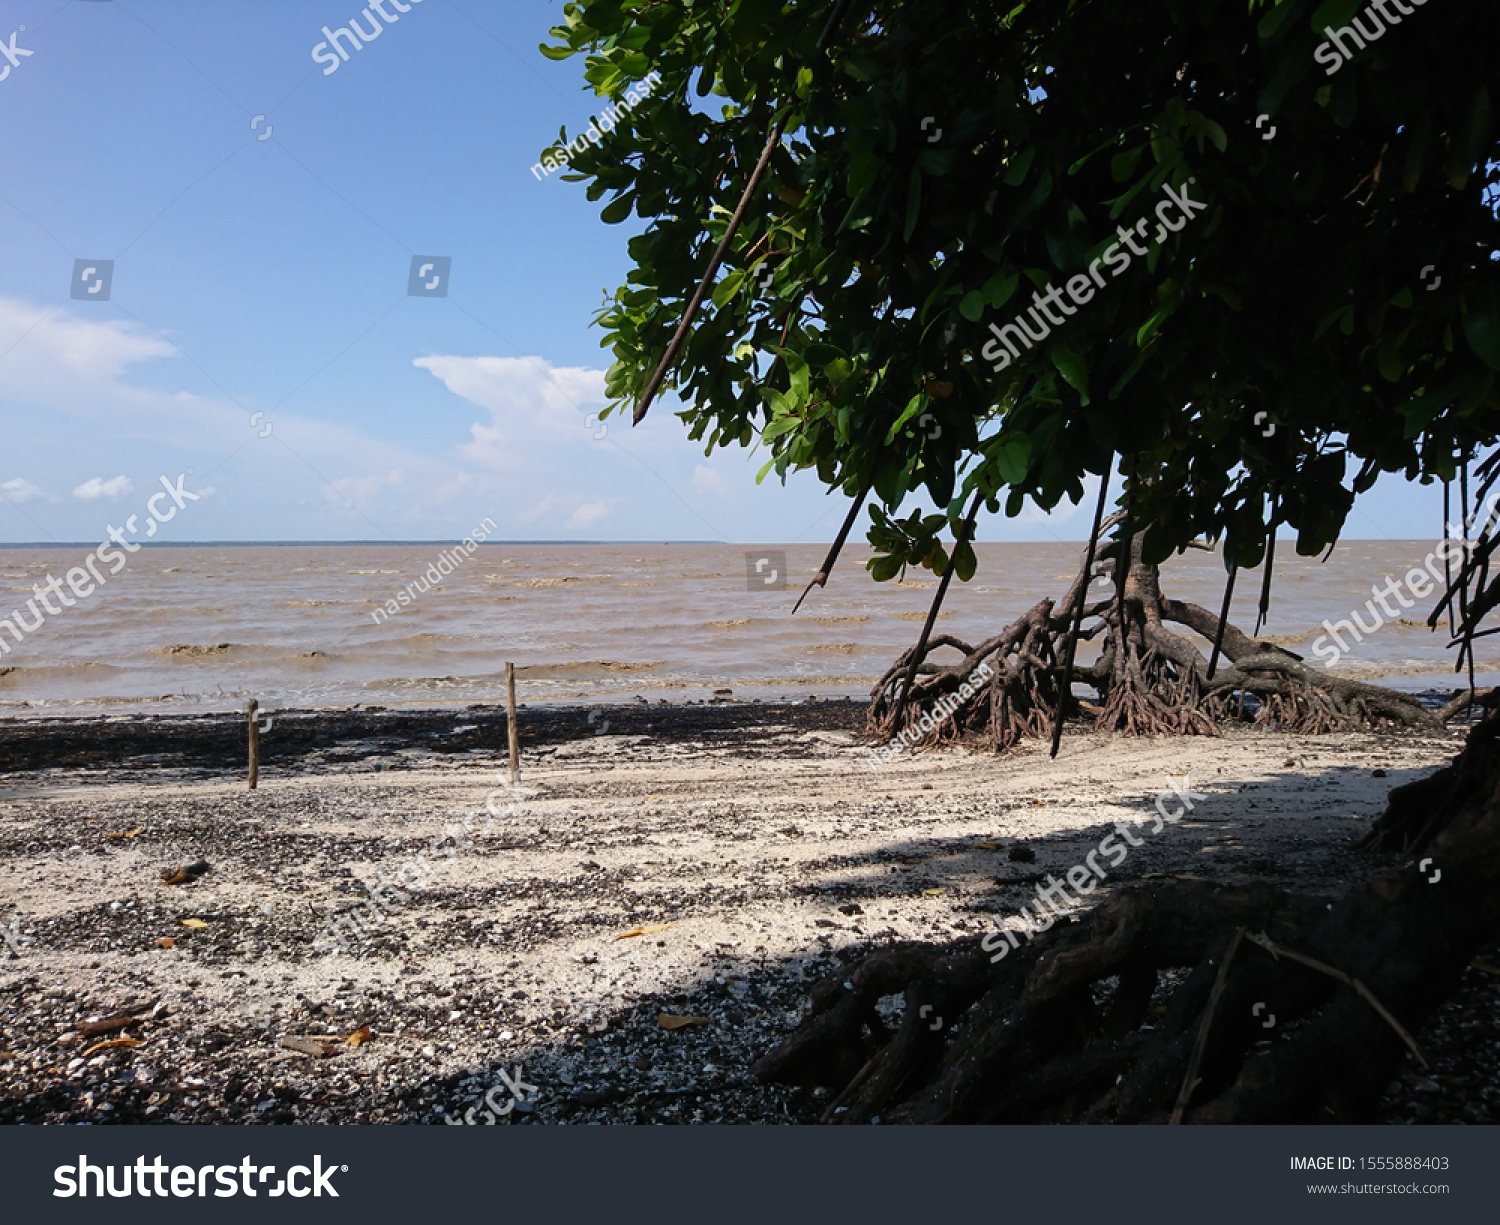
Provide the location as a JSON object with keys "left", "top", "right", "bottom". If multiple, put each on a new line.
{"left": 692, "top": 464, "right": 730, "bottom": 496}
{"left": 73, "top": 475, "right": 133, "bottom": 502}
{"left": 414, "top": 354, "right": 606, "bottom": 472}
{"left": 0, "top": 296, "right": 455, "bottom": 528}
{"left": 518, "top": 494, "right": 560, "bottom": 524}
{"left": 566, "top": 500, "right": 611, "bottom": 530}
{"left": 0, "top": 478, "right": 42, "bottom": 504}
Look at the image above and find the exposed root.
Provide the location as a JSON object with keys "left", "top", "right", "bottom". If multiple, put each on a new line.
{"left": 756, "top": 714, "right": 1500, "bottom": 1122}
{"left": 869, "top": 538, "right": 1443, "bottom": 754}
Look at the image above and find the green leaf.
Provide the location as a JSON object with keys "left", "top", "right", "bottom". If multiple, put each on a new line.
{"left": 885, "top": 393, "right": 927, "bottom": 444}
{"left": 538, "top": 44, "right": 575, "bottom": 61}
{"left": 1376, "top": 340, "right": 1404, "bottom": 383}
{"left": 995, "top": 436, "right": 1031, "bottom": 485}
{"left": 1314, "top": 305, "right": 1355, "bottom": 341}
{"left": 787, "top": 353, "right": 810, "bottom": 406}
{"left": 1003, "top": 147, "right": 1036, "bottom": 187}
{"left": 903, "top": 167, "right": 922, "bottom": 243}
{"left": 952, "top": 539, "right": 977, "bottom": 583}
{"left": 983, "top": 271, "right": 1020, "bottom": 308}
{"left": 1462, "top": 301, "right": 1500, "bottom": 371}
{"left": 600, "top": 193, "right": 636, "bottom": 224}
{"left": 760, "top": 386, "right": 791, "bottom": 416}
{"left": 1052, "top": 346, "right": 1091, "bottom": 403}
{"left": 959, "top": 290, "right": 986, "bottom": 323}
{"left": 711, "top": 270, "right": 746, "bottom": 309}
{"left": 1111, "top": 147, "right": 1142, "bottom": 183}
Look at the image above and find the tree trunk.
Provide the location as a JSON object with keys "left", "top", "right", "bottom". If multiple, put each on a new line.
{"left": 869, "top": 533, "right": 1443, "bottom": 752}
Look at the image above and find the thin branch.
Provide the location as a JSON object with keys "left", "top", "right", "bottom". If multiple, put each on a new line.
{"left": 1254, "top": 488, "right": 1278, "bottom": 637}
{"left": 1206, "top": 564, "right": 1238, "bottom": 681}
{"left": 1051, "top": 463, "right": 1114, "bottom": 758}
{"left": 1170, "top": 926, "right": 1244, "bottom": 1125}
{"left": 632, "top": 0, "right": 855, "bottom": 425}
{"left": 889, "top": 489, "right": 985, "bottom": 734}
{"left": 793, "top": 485, "right": 870, "bottom": 613}
{"left": 1246, "top": 931, "right": 1429, "bottom": 1069}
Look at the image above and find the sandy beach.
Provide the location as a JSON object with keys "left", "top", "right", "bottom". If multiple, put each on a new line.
{"left": 2, "top": 702, "right": 1497, "bottom": 1125}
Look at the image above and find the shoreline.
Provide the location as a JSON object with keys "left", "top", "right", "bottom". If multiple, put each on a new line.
{"left": 2, "top": 709, "right": 1497, "bottom": 1126}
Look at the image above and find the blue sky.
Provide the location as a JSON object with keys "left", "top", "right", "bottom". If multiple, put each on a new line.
{"left": 0, "top": 0, "right": 1444, "bottom": 547}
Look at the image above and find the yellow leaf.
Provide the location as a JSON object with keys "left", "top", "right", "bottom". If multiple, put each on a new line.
{"left": 105, "top": 827, "right": 143, "bottom": 839}
{"left": 973, "top": 841, "right": 1002, "bottom": 850}
{"left": 1468, "top": 959, "right": 1500, "bottom": 977}
{"left": 81, "top": 1036, "right": 142, "bottom": 1057}
{"left": 615, "top": 922, "right": 674, "bottom": 940}
{"left": 657, "top": 1014, "right": 710, "bottom": 1030}
{"left": 179, "top": 918, "right": 208, "bottom": 929}
{"left": 161, "top": 867, "right": 189, "bottom": 885}
{"left": 921, "top": 887, "right": 946, "bottom": 896}
{"left": 346, "top": 1025, "right": 372, "bottom": 1047}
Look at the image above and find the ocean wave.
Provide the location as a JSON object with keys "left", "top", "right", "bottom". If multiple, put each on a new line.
{"left": 705, "top": 618, "right": 751, "bottom": 630}
{"left": 513, "top": 660, "right": 667, "bottom": 679}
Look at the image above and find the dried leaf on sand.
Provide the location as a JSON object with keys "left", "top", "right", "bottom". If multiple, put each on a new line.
{"left": 615, "top": 922, "right": 673, "bottom": 940}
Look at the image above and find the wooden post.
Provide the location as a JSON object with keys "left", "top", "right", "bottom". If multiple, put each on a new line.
{"left": 247, "top": 699, "right": 260, "bottom": 791}
{"left": 505, "top": 663, "right": 520, "bottom": 785}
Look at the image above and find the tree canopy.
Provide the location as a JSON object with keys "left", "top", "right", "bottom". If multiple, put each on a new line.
{"left": 544, "top": 0, "right": 1500, "bottom": 582}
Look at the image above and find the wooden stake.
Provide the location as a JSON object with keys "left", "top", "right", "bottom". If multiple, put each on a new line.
{"left": 247, "top": 699, "right": 260, "bottom": 791}
{"left": 506, "top": 663, "right": 520, "bottom": 785}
